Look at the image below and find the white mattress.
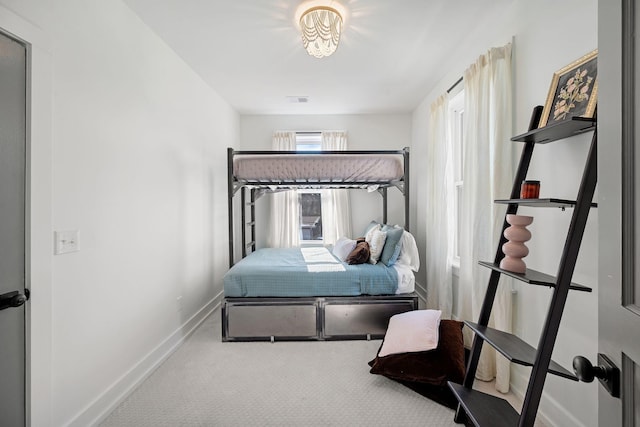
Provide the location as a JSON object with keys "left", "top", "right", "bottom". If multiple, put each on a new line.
{"left": 233, "top": 154, "right": 404, "bottom": 182}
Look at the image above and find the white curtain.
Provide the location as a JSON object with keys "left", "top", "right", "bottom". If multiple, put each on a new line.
{"left": 425, "top": 94, "right": 453, "bottom": 319}
{"left": 268, "top": 131, "right": 300, "bottom": 248}
{"left": 459, "top": 43, "right": 514, "bottom": 393}
{"left": 320, "top": 131, "right": 351, "bottom": 244}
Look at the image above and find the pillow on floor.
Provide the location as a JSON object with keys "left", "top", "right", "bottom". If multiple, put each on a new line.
{"left": 368, "top": 319, "right": 466, "bottom": 408}
{"left": 378, "top": 309, "right": 442, "bottom": 357}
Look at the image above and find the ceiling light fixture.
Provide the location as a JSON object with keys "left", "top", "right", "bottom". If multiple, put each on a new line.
{"left": 299, "top": 6, "right": 342, "bottom": 58}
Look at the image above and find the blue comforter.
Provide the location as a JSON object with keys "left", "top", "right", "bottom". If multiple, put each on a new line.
{"left": 223, "top": 247, "right": 398, "bottom": 297}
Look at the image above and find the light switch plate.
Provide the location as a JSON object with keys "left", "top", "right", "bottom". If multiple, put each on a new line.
{"left": 55, "top": 230, "right": 79, "bottom": 255}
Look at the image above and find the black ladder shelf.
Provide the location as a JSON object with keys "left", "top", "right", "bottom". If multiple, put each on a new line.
{"left": 448, "top": 111, "right": 597, "bottom": 427}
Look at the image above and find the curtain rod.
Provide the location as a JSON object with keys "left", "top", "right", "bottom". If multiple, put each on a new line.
{"left": 446, "top": 76, "right": 463, "bottom": 93}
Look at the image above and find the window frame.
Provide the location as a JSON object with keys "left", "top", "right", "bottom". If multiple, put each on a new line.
{"left": 295, "top": 132, "right": 324, "bottom": 245}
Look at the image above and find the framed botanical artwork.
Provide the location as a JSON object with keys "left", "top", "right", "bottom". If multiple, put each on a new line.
{"left": 538, "top": 49, "right": 598, "bottom": 128}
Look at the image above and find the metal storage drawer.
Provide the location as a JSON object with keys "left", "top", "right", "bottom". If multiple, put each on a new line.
{"left": 224, "top": 300, "right": 319, "bottom": 341}
{"left": 322, "top": 299, "right": 416, "bottom": 339}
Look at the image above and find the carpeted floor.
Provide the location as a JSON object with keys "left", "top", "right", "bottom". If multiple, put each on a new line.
{"left": 100, "top": 311, "right": 457, "bottom": 426}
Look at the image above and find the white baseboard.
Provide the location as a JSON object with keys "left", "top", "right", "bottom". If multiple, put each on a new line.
{"left": 510, "top": 368, "right": 585, "bottom": 427}
{"left": 414, "top": 281, "right": 427, "bottom": 304}
{"left": 67, "top": 291, "right": 224, "bottom": 427}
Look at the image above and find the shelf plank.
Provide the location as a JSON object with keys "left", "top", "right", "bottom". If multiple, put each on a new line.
{"left": 478, "top": 261, "right": 592, "bottom": 292}
{"left": 448, "top": 382, "right": 519, "bottom": 427}
{"left": 511, "top": 117, "right": 595, "bottom": 144}
{"left": 494, "top": 198, "right": 598, "bottom": 208}
{"left": 465, "top": 322, "right": 577, "bottom": 381}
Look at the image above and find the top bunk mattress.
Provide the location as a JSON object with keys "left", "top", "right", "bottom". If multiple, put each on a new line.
{"left": 223, "top": 247, "right": 401, "bottom": 297}
{"left": 233, "top": 153, "right": 404, "bottom": 183}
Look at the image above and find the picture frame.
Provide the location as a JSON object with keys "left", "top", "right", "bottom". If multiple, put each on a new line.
{"left": 538, "top": 49, "right": 598, "bottom": 128}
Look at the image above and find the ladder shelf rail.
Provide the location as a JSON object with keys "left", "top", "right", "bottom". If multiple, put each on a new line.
{"left": 450, "top": 114, "right": 598, "bottom": 427}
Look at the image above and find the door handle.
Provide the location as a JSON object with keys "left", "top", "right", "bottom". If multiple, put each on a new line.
{"left": 573, "top": 353, "right": 620, "bottom": 398}
{"left": 0, "top": 289, "right": 30, "bottom": 311}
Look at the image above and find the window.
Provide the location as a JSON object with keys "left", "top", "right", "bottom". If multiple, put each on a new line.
{"left": 296, "top": 132, "right": 322, "bottom": 151}
{"left": 449, "top": 89, "right": 465, "bottom": 262}
{"left": 296, "top": 132, "right": 323, "bottom": 243}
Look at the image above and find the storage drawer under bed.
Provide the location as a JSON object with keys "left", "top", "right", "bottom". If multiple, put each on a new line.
{"left": 322, "top": 298, "right": 416, "bottom": 340}
{"left": 223, "top": 299, "right": 319, "bottom": 341}
{"left": 222, "top": 294, "right": 418, "bottom": 342}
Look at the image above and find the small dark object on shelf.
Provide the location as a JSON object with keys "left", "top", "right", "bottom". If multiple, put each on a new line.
{"left": 521, "top": 180, "right": 540, "bottom": 198}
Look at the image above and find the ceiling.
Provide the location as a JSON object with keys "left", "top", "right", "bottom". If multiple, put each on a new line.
{"left": 123, "top": 0, "right": 512, "bottom": 115}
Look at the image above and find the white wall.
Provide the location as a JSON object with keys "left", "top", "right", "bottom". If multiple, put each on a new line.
{"left": 0, "top": 0, "right": 239, "bottom": 425}
{"left": 0, "top": 0, "right": 598, "bottom": 424}
{"left": 239, "top": 114, "right": 412, "bottom": 249}
{"left": 412, "top": 1, "right": 598, "bottom": 426}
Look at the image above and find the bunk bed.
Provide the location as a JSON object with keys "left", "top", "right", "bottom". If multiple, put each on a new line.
{"left": 223, "top": 147, "right": 419, "bottom": 342}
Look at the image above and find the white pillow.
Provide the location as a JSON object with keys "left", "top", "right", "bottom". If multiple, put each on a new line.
{"left": 332, "top": 237, "right": 357, "bottom": 262}
{"left": 365, "top": 223, "right": 381, "bottom": 239}
{"left": 378, "top": 309, "right": 442, "bottom": 357}
{"left": 395, "top": 229, "right": 420, "bottom": 272}
{"left": 365, "top": 225, "right": 387, "bottom": 265}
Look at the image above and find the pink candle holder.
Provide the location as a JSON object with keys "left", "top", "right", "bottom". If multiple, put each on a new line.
{"left": 500, "top": 214, "right": 533, "bottom": 274}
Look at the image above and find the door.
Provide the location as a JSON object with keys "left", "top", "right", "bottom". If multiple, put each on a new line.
{"left": 0, "top": 29, "right": 28, "bottom": 427}
{"left": 598, "top": 1, "right": 640, "bottom": 425}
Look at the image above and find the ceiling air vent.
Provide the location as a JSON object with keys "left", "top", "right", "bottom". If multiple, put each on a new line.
{"left": 286, "top": 96, "right": 309, "bottom": 103}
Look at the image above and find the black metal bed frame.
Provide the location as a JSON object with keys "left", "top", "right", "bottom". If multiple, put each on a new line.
{"left": 227, "top": 147, "right": 411, "bottom": 267}
{"left": 223, "top": 147, "right": 416, "bottom": 342}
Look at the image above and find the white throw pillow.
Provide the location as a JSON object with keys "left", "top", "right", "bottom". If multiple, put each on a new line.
{"left": 365, "top": 225, "right": 387, "bottom": 265}
{"left": 378, "top": 309, "right": 442, "bottom": 357}
{"left": 332, "top": 237, "right": 357, "bottom": 262}
{"left": 365, "top": 223, "right": 381, "bottom": 240}
{"left": 395, "top": 229, "right": 420, "bottom": 272}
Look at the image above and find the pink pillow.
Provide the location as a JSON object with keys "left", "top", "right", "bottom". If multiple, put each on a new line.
{"left": 378, "top": 309, "right": 442, "bottom": 357}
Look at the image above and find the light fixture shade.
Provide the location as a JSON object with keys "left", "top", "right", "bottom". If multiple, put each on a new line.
{"left": 300, "top": 6, "right": 342, "bottom": 58}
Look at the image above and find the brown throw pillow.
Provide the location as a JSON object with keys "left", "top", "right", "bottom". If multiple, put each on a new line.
{"left": 368, "top": 319, "right": 466, "bottom": 408}
{"left": 346, "top": 241, "right": 370, "bottom": 265}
